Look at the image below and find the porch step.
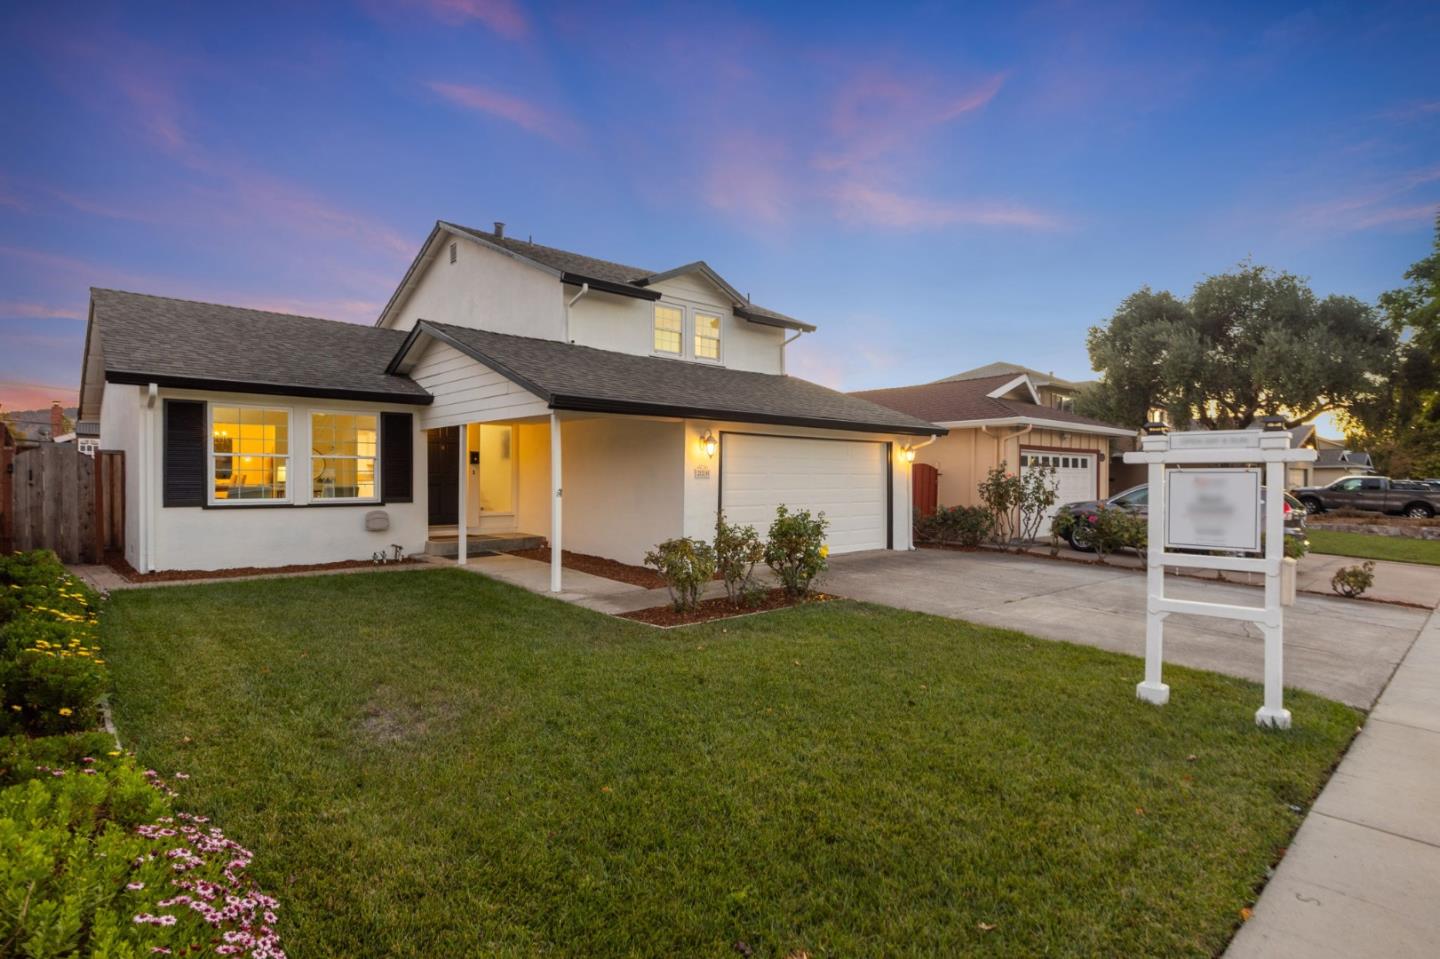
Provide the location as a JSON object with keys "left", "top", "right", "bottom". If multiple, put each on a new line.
{"left": 425, "top": 532, "right": 546, "bottom": 558}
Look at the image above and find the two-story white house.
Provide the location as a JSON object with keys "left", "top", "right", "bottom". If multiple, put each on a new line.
{"left": 78, "top": 220, "right": 943, "bottom": 586}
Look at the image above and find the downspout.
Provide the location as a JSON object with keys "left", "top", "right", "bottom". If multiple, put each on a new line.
{"left": 901, "top": 434, "right": 942, "bottom": 550}
{"left": 565, "top": 282, "right": 589, "bottom": 343}
{"left": 779, "top": 330, "right": 804, "bottom": 375}
{"left": 143, "top": 383, "right": 158, "bottom": 573}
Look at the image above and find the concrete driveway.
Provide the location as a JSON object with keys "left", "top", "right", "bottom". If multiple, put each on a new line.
{"left": 824, "top": 549, "right": 1429, "bottom": 708}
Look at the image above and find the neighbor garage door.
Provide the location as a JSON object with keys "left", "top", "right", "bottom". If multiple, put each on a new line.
{"left": 1021, "top": 449, "right": 1097, "bottom": 521}
{"left": 721, "top": 434, "right": 889, "bottom": 553}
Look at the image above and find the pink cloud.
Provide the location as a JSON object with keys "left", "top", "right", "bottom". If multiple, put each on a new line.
{"left": 0, "top": 301, "right": 85, "bottom": 321}
{"left": 389, "top": 0, "right": 528, "bottom": 39}
{"left": 831, "top": 183, "right": 1064, "bottom": 231}
{"left": 815, "top": 71, "right": 1006, "bottom": 174}
{"left": 1290, "top": 165, "right": 1440, "bottom": 233}
{"left": 0, "top": 381, "right": 79, "bottom": 413}
{"left": 701, "top": 137, "right": 793, "bottom": 227}
{"left": 428, "top": 81, "right": 580, "bottom": 145}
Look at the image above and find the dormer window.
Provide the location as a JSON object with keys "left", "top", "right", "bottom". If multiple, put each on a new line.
{"left": 694, "top": 311, "right": 721, "bottom": 361}
{"left": 653, "top": 305, "right": 683, "bottom": 355}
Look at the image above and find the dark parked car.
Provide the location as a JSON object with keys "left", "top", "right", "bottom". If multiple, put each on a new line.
{"left": 1056, "top": 483, "right": 1307, "bottom": 552}
{"left": 1291, "top": 476, "right": 1440, "bottom": 518}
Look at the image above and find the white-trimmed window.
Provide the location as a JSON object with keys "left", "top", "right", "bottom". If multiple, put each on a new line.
{"left": 653, "top": 304, "right": 683, "bottom": 355}
{"left": 694, "top": 311, "right": 722, "bottom": 361}
{"left": 211, "top": 405, "right": 290, "bottom": 503}
{"left": 311, "top": 412, "right": 378, "bottom": 501}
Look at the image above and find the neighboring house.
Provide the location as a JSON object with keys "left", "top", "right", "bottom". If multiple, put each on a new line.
{"left": 54, "top": 419, "right": 101, "bottom": 456}
{"left": 933, "top": 361, "right": 1094, "bottom": 413}
{"left": 1311, "top": 437, "right": 1376, "bottom": 486}
{"left": 77, "top": 220, "right": 942, "bottom": 579}
{"left": 4, "top": 403, "right": 80, "bottom": 445}
{"left": 851, "top": 372, "right": 1133, "bottom": 519}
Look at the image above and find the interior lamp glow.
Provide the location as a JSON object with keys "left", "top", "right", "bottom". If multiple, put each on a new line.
{"left": 699, "top": 429, "right": 718, "bottom": 458}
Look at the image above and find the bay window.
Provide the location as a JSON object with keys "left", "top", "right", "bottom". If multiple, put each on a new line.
{"left": 311, "top": 412, "right": 378, "bottom": 501}
{"left": 211, "top": 405, "right": 289, "bottom": 502}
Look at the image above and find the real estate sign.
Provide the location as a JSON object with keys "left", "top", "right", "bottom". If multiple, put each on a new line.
{"left": 1165, "top": 468, "right": 1261, "bottom": 553}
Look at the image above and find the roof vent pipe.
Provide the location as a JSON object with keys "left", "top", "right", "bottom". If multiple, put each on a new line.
{"left": 494, "top": 221, "right": 505, "bottom": 238}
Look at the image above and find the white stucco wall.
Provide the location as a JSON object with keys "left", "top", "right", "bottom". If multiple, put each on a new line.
{"left": 98, "top": 382, "right": 143, "bottom": 568}
{"left": 555, "top": 415, "right": 684, "bottom": 565}
{"left": 137, "top": 388, "right": 429, "bottom": 572}
{"left": 385, "top": 233, "right": 566, "bottom": 338}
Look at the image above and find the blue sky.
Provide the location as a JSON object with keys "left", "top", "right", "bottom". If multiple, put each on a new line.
{"left": 2, "top": 0, "right": 1437, "bottom": 413}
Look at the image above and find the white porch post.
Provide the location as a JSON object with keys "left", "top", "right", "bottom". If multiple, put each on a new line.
{"left": 1256, "top": 446, "right": 1292, "bottom": 729}
{"left": 1137, "top": 432, "right": 1170, "bottom": 705}
{"left": 456, "top": 425, "right": 468, "bottom": 566}
{"left": 550, "top": 411, "right": 562, "bottom": 593}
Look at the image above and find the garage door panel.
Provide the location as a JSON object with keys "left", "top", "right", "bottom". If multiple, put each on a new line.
{"left": 1021, "top": 449, "right": 1097, "bottom": 522}
{"left": 721, "top": 434, "right": 889, "bottom": 554}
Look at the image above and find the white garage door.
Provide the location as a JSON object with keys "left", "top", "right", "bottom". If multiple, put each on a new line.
{"left": 1021, "top": 449, "right": 1097, "bottom": 520}
{"left": 721, "top": 434, "right": 889, "bottom": 554}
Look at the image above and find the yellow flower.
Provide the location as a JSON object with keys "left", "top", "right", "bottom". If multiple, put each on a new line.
{"left": 107, "top": 750, "right": 122, "bottom": 757}
{"left": 819, "top": 545, "right": 830, "bottom": 558}
{"left": 58, "top": 707, "right": 73, "bottom": 717}
{"left": 8, "top": 705, "right": 19, "bottom": 712}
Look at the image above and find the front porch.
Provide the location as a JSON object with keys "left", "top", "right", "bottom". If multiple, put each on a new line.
{"left": 423, "top": 529, "right": 546, "bottom": 559}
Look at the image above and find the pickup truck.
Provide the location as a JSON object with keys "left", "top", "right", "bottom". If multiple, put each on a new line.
{"left": 1292, "top": 476, "right": 1440, "bottom": 518}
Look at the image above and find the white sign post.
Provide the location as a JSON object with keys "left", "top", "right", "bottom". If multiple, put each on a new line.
{"left": 1123, "top": 427, "right": 1316, "bottom": 728}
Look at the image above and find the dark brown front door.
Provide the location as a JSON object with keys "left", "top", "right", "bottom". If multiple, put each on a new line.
{"left": 427, "top": 427, "right": 459, "bottom": 525}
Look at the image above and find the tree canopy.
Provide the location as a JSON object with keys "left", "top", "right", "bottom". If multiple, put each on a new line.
{"left": 1077, "top": 264, "right": 1394, "bottom": 430}
{"left": 1342, "top": 215, "right": 1440, "bottom": 476}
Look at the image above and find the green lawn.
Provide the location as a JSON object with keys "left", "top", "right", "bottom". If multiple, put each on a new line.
{"left": 1308, "top": 527, "right": 1440, "bottom": 566}
{"left": 102, "top": 569, "right": 1358, "bottom": 958}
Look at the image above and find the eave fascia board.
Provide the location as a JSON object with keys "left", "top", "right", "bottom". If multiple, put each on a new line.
{"left": 934, "top": 415, "right": 1136, "bottom": 437}
{"left": 103, "top": 370, "right": 433, "bottom": 406}
{"left": 560, "top": 273, "right": 660, "bottom": 301}
{"left": 733, "top": 306, "right": 816, "bottom": 333}
{"left": 374, "top": 222, "right": 445, "bottom": 328}
{"left": 636, "top": 260, "right": 747, "bottom": 305}
{"left": 987, "top": 373, "right": 1041, "bottom": 404}
{"left": 549, "top": 394, "right": 945, "bottom": 436}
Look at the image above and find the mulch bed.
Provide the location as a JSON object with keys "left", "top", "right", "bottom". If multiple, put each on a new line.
{"left": 105, "top": 555, "right": 422, "bottom": 583}
{"left": 620, "top": 588, "right": 833, "bottom": 627}
{"left": 508, "top": 548, "right": 667, "bottom": 589}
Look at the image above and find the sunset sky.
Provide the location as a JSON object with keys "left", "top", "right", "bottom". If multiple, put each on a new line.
{"left": 2, "top": 0, "right": 1437, "bottom": 416}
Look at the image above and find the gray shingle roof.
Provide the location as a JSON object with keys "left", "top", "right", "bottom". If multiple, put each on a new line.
{"left": 441, "top": 222, "right": 814, "bottom": 332}
{"left": 851, "top": 375, "right": 1131, "bottom": 433}
{"left": 407, "top": 321, "right": 942, "bottom": 435}
{"left": 91, "top": 290, "right": 431, "bottom": 403}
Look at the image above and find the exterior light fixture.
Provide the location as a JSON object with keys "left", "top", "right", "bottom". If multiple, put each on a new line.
{"left": 1143, "top": 420, "right": 1168, "bottom": 436}
{"left": 902, "top": 445, "right": 916, "bottom": 463}
{"left": 700, "top": 429, "right": 717, "bottom": 458}
{"left": 1260, "top": 415, "right": 1286, "bottom": 432}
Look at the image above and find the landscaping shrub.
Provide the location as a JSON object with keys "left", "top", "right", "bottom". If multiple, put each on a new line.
{"left": 930, "top": 505, "right": 994, "bottom": 547}
{"left": 0, "top": 746, "right": 286, "bottom": 958}
{"left": 1, "top": 552, "right": 107, "bottom": 737}
{"left": 713, "top": 512, "right": 765, "bottom": 606}
{"left": 765, "top": 505, "right": 829, "bottom": 598}
{"left": 1283, "top": 534, "right": 1310, "bottom": 560}
{"left": 1090, "top": 505, "right": 1147, "bottom": 561}
{"left": 1016, "top": 464, "right": 1059, "bottom": 543}
{"left": 977, "top": 464, "right": 1022, "bottom": 545}
{"left": 1331, "top": 561, "right": 1376, "bottom": 598}
{"left": 643, "top": 538, "right": 718, "bottom": 612}
{"left": 1050, "top": 508, "right": 1079, "bottom": 545}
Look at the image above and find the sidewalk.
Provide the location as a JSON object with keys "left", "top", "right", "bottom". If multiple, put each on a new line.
{"left": 1225, "top": 602, "right": 1440, "bottom": 958}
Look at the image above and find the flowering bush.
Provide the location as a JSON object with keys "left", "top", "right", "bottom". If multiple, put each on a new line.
{"left": 713, "top": 512, "right": 766, "bottom": 606}
{"left": 977, "top": 464, "right": 1022, "bottom": 545}
{"left": 1089, "top": 506, "right": 1147, "bottom": 562}
{"left": 1, "top": 551, "right": 107, "bottom": 737}
{"left": 933, "top": 505, "right": 994, "bottom": 547}
{"left": 1331, "top": 561, "right": 1376, "bottom": 599}
{"left": 765, "top": 506, "right": 829, "bottom": 598}
{"left": 0, "top": 741, "right": 286, "bottom": 958}
{"left": 644, "top": 538, "right": 718, "bottom": 612}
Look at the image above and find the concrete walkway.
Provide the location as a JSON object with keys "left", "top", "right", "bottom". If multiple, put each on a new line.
{"left": 1226, "top": 604, "right": 1440, "bottom": 958}
{"left": 824, "top": 549, "right": 1427, "bottom": 708}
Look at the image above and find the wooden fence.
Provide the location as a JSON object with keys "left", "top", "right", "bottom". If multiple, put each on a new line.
{"left": 7, "top": 445, "right": 124, "bottom": 563}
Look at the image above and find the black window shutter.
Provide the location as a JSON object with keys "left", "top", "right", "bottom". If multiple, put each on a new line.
{"left": 380, "top": 412, "right": 414, "bottom": 503}
{"left": 163, "top": 399, "right": 207, "bottom": 507}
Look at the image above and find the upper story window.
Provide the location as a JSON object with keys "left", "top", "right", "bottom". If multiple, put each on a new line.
{"left": 694, "top": 311, "right": 721, "bottom": 361}
{"left": 653, "top": 304, "right": 683, "bottom": 355}
{"left": 211, "top": 405, "right": 289, "bottom": 503}
{"left": 312, "top": 412, "right": 378, "bottom": 501}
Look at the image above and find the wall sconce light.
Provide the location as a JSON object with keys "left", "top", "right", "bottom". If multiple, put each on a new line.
{"left": 901, "top": 445, "right": 916, "bottom": 463}
{"left": 699, "top": 429, "right": 717, "bottom": 458}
